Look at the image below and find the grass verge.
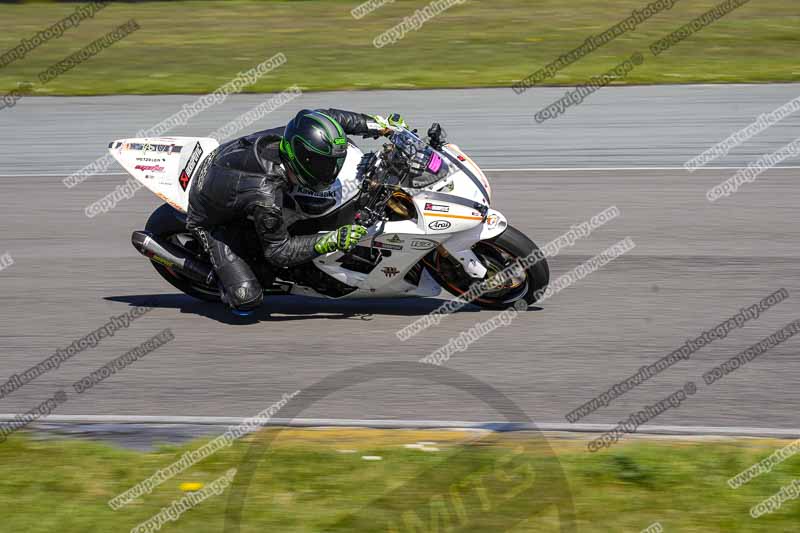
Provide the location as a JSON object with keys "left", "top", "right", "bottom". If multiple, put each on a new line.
{"left": 0, "top": 0, "right": 798, "bottom": 96}
{"left": 2, "top": 428, "right": 800, "bottom": 531}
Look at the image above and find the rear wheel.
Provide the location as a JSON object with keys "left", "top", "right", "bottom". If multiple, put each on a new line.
{"left": 428, "top": 225, "right": 549, "bottom": 310}
{"left": 144, "top": 204, "right": 221, "bottom": 303}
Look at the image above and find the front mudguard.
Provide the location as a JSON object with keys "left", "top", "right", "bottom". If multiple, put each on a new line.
{"left": 437, "top": 209, "right": 509, "bottom": 279}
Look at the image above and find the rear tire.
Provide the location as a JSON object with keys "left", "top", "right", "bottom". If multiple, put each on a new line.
{"left": 428, "top": 224, "right": 549, "bottom": 310}
{"left": 144, "top": 204, "right": 221, "bottom": 303}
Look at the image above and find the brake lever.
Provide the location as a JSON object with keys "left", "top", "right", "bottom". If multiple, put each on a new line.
{"left": 427, "top": 123, "right": 447, "bottom": 150}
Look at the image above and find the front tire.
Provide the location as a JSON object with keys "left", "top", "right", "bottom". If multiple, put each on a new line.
{"left": 429, "top": 225, "right": 549, "bottom": 310}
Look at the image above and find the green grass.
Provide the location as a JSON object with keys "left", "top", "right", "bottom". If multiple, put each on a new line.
{"left": 3, "top": 428, "right": 800, "bottom": 531}
{"left": 0, "top": 0, "right": 798, "bottom": 96}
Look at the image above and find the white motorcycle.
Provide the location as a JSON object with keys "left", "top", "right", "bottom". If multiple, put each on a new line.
{"left": 113, "top": 123, "right": 548, "bottom": 310}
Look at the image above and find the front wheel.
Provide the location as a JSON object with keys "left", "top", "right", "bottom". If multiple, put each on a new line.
{"left": 428, "top": 225, "right": 549, "bottom": 310}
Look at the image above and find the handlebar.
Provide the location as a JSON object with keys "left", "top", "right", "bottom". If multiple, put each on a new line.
{"left": 352, "top": 123, "right": 452, "bottom": 228}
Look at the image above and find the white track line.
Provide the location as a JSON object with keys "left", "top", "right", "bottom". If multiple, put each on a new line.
{"left": 4, "top": 414, "right": 799, "bottom": 438}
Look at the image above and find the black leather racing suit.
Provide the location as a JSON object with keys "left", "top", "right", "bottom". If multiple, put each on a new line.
{"left": 186, "top": 109, "right": 377, "bottom": 311}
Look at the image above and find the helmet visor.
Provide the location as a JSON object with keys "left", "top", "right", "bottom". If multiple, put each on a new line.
{"left": 295, "top": 141, "right": 346, "bottom": 191}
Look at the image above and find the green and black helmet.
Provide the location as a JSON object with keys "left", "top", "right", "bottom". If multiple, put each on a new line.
{"left": 279, "top": 109, "right": 348, "bottom": 192}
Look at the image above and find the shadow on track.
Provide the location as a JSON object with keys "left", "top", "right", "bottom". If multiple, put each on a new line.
{"left": 105, "top": 294, "right": 541, "bottom": 325}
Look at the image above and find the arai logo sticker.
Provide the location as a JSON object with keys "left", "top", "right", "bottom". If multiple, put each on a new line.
{"left": 428, "top": 220, "right": 451, "bottom": 230}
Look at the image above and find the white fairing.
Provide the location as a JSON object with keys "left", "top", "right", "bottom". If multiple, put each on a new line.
{"left": 109, "top": 137, "right": 219, "bottom": 212}
{"left": 115, "top": 132, "right": 519, "bottom": 301}
{"left": 440, "top": 143, "right": 492, "bottom": 205}
{"left": 312, "top": 143, "right": 507, "bottom": 296}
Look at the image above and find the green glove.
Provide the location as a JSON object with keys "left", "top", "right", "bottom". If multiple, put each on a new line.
{"left": 314, "top": 225, "right": 368, "bottom": 254}
{"left": 371, "top": 113, "right": 408, "bottom": 135}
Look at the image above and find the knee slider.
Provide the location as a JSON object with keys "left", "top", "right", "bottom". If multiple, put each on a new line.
{"left": 216, "top": 258, "right": 262, "bottom": 311}
{"left": 227, "top": 280, "right": 263, "bottom": 311}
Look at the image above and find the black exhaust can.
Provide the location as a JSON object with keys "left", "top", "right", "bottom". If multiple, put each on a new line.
{"left": 131, "top": 231, "right": 214, "bottom": 284}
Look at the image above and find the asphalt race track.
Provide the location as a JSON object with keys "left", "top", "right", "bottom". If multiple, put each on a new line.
{"left": 0, "top": 84, "right": 798, "bottom": 431}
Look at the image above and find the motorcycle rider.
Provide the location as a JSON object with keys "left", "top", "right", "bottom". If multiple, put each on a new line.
{"left": 186, "top": 109, "right": 407, "bottom": 315}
